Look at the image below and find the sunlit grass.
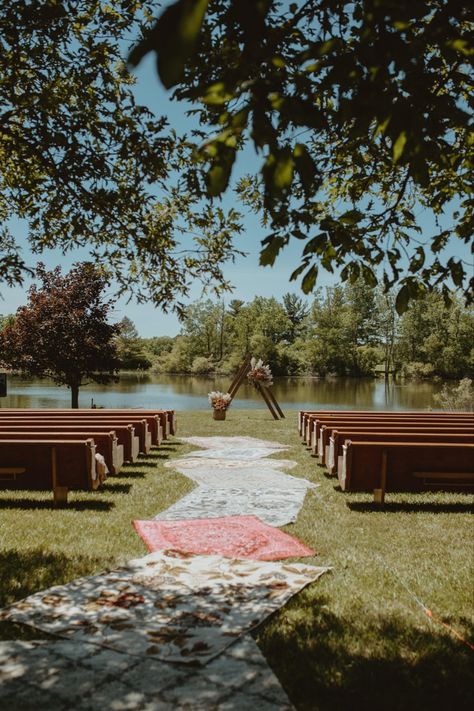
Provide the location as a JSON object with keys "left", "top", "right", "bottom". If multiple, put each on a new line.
{"left": 0, "top": 409, "right": 473, "bottom": 709}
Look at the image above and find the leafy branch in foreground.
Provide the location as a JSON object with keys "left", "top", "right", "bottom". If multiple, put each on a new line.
{"left": 130, "top": 0, "right": 474, "bottom": 312}
{"left": 0, "top": 0, "right": 242, "bottom": 312}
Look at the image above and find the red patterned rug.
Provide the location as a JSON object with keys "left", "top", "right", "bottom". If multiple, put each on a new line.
{"left": 133, "top": 516, "right": 314, "bottom": 561}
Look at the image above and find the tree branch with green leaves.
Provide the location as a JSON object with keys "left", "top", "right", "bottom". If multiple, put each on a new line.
{"left": 130, "top": 0, "right": 474, "bottom": 313}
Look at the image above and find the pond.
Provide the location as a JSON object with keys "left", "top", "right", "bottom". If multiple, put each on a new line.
{"left": 0, "top": 374, "right": 444, "bottom": 412}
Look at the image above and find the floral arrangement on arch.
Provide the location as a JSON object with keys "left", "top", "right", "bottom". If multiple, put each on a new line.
{"left": 208, "top": 391, "right": 232, "bottom": 411}
{"left": 247, "top": 357, "right": 273, "bottom": 388}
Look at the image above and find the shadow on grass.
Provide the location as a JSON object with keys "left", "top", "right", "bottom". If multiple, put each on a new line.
{"left": 0, "top": 549, "right": 111, "bottom": 611}
{"left": 115, "top": 469, "right": 146, "bottom": 479}
{"left": 258, "top": 595, "right": 474, "bottom": 711}
{"left": 0, "top": 498, "right": 114, "bottom": 511}
{"left": 347, "top": 501, "right": 474, "bottom": 514}
{"left": 103, "top": 483, "right": 132, "bottom": 494}
{"left": 139, "top": 452, "right": 172, "bottom": 462}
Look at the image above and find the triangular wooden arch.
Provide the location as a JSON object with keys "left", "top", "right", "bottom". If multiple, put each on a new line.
{"left": 227, "top": 354, "right": 285, "bottom": 420}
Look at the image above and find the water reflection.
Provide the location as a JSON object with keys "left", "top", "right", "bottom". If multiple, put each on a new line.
{"left": 0, "top": 374, "right": 444, "bottom": 411}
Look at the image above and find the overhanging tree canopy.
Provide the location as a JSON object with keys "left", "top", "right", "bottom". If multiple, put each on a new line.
{"left": 0, "top": 0, "right": 242, "bottom": 312}
{"left": 130, "top": 0, "right": 474, "bottom": 312}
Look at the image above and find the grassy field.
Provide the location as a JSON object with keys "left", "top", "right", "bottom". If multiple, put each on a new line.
{"left": 0, "top": 410, "right": 473, "bottom": 710}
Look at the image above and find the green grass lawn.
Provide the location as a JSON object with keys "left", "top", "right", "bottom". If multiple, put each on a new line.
{"left": 1, "top": 410, "right": 473, "bottom": 710}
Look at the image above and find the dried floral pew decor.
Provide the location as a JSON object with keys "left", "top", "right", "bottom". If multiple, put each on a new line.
{"left": 247, "top": 358, "right": 274, "bottom": 388}
{"left": 208, "top": 391, "right": 231, "bottom": 420}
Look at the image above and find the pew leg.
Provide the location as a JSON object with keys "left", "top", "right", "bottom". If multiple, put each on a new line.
{"left": 51, "top": 446, "right": 69, "bottom": 506}
{"left": 54, "top": 486, "right": 69, "bottom": 506}
{"left": 374, "top": 450, "right": 388, "bottom": 505}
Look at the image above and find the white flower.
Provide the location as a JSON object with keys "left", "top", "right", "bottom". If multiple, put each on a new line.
{"left": 247, "top": 357, "right": 273, "bottom": 388}
{"left": 208, "top": 391, "right": 232, "bottom": 410}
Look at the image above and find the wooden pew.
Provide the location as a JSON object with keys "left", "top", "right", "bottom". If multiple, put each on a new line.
{"left": 311, "top": 415, "right": 474, "bottom": 453}
{"left": 328, "top": 429, "right": 474, "bottom": 475}
{"left": 340, "top": 441, "right": 474, "bottom": 503}
{"left": 0, "top": 408, "right": 176, "bottom": 442}
{"left": 319, "top": 420, "right": 474, "bottom": 462}
{"left": 0, "top": 439, "right": 99, "bottom": 505}
{"left": 306, "top": 412, "right": 474, "bottom": 449}
{"left": 0, "top": 431, "right": 124, "bottom": 476}
{"left": 0, "top": 416, "right": 149, "bottom": 454}
{"left": 299, "top": 409, "right": 473, "bottom": 441}
{"left": 0, "top": 421, "right": 139, "bottom": 463}
{"left": 301, "top": 410, "right": 474, "bottom": 445}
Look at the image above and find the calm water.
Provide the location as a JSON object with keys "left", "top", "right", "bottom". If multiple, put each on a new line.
{"left": 0, "top": 374, "right": 444, "bottom": 412}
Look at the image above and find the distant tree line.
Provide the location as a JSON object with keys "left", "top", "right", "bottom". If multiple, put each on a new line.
{"left": 2, "top": 279, "right": 473, "bottom": 382}
{"left": 136, "top": 283, "right": 473, "bottom": 380}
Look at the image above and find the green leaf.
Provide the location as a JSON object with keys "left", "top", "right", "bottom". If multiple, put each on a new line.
{"left": 409, "top": 247, "right": 425, "bottom": 273}
{"left": 374, "top": 116, "right": 391, "bottom": 137}
{"left": 340, "top": 209, "right": 363, "bottom": 226}
{"left": 447, "top": 38, "right": 474, "bottom": 57}
{"left": 271, "top": 56, "right": 285, "bottom": 68}
{"left": 273, "top": 148, "right": 294, "bottom": 191}
{"left": 201, "top": 82, "right": 233, "bottom": 105}
{"left": 302, "top": 233, "right": 326, "bottom": 256}
{"left": 395, "top": 284, "right": 410, "bottom": 314}
{"left": 361, "top": 265, "right": 377, "bottom": 288}
{"left": 206, "top": 147, "right": 235, "bottom": 196}
{"left": 448, "top": 258, "right": 464, "bottom": 287}
{"left": 259, "top": 235, "right": 286, "bottom": 266}
{"left": 393, "top": 131, "right": 407, "bottom": 163}
{"left": 130, "top": 0, "right": 209, "bottom": 88}
{"left": 301, "top": 265, "right": 318, "bottom": 293}
{"left": 293, "top": 144, "right": 317, "bottom": 194}
{"left": 290, "top": 261, "right": 309, "bottom": 282}
{"left": 393, "top": 21, "right": 411, "bottom": 30}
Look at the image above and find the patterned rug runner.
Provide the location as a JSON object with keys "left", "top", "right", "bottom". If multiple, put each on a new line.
{"left": 0, "top": 551, "right": 327, "bottom": 666}
{"left": 159, "top": 435, "right": 317, "bottom": 526}
{"left": 133, "top": 515, "right": 315, "bottom": 560}
{"left": 165, "top": 457, "right": 314, "bottom": 490}
{"left": 181, "top": 436, "right": 289, "bottom": 451}
{"left": 0, "top": 635, "right": 294, "bottom": 710}
{"left": 154, "top": 487, "right": 312, "bottom": 527}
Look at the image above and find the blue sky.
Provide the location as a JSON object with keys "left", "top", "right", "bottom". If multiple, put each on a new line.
{"left": 2, "top": 50, "right": 470, "bottom": 337}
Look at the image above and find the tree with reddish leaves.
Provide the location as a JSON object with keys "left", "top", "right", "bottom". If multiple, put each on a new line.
{"left": 0, "top": 262, "right": 121, "bottom": 408}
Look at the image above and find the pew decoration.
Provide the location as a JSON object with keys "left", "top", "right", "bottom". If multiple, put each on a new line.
{"left": 247, "top": 358, "right": 274, "bottom": 388}
{"left": 208, "top": 391, "right": 232, "bottom": 420}
{"left": 223, "top": 355, "right": 284, "bottom": 421}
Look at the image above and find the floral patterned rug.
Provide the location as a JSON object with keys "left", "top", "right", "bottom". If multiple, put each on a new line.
{"left": 180, "top": 436, "right": 288, "bottom": 451}
{"left": 0, "top": 635, "right": 294, "bottom": 710}
{"left": 154, "top": 487, "right": 314, "bottom": 527}
{"left": 183, "top": 446, "right": 286, "bottom": 460}
{"left": 133, "top": 515, "right": 315, "bottom": 560}
{"left": 165, "top": 458, "right": 315, "bottom": 491}
{"left": 0, "top": 551, "right": 327, "bottom": 666}
{"left": 159, "top": 435, "right": 317, "bottom": 525}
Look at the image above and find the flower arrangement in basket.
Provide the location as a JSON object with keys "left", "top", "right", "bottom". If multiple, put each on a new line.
{"left": 247, "top": 357, "right": 273, "bottom": 388}
{"left": 208, "top": 390, "right": 231, "bottom": 420}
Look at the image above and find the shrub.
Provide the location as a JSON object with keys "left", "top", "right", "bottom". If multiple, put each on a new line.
{"left": 433, "top": 378, "right": 474, "bottom": 412}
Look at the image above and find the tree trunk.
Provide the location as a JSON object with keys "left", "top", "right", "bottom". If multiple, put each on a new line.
{"left": 71, "top": 383, "right": 79, "bottom": 409}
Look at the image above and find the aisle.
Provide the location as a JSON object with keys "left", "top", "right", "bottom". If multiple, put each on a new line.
{"left": 0, "top": 436, "right": 326, "bottom": 710}
{"left": 156, "top": 435, "right": 318, "bottom": 526}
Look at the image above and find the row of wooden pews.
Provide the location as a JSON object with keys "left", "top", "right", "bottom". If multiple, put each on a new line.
{"left": 299, "top": 409, "right": 474, "bottom": 503}
{"left": 0, "top": 408, "right": 176, "bottom": 505}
